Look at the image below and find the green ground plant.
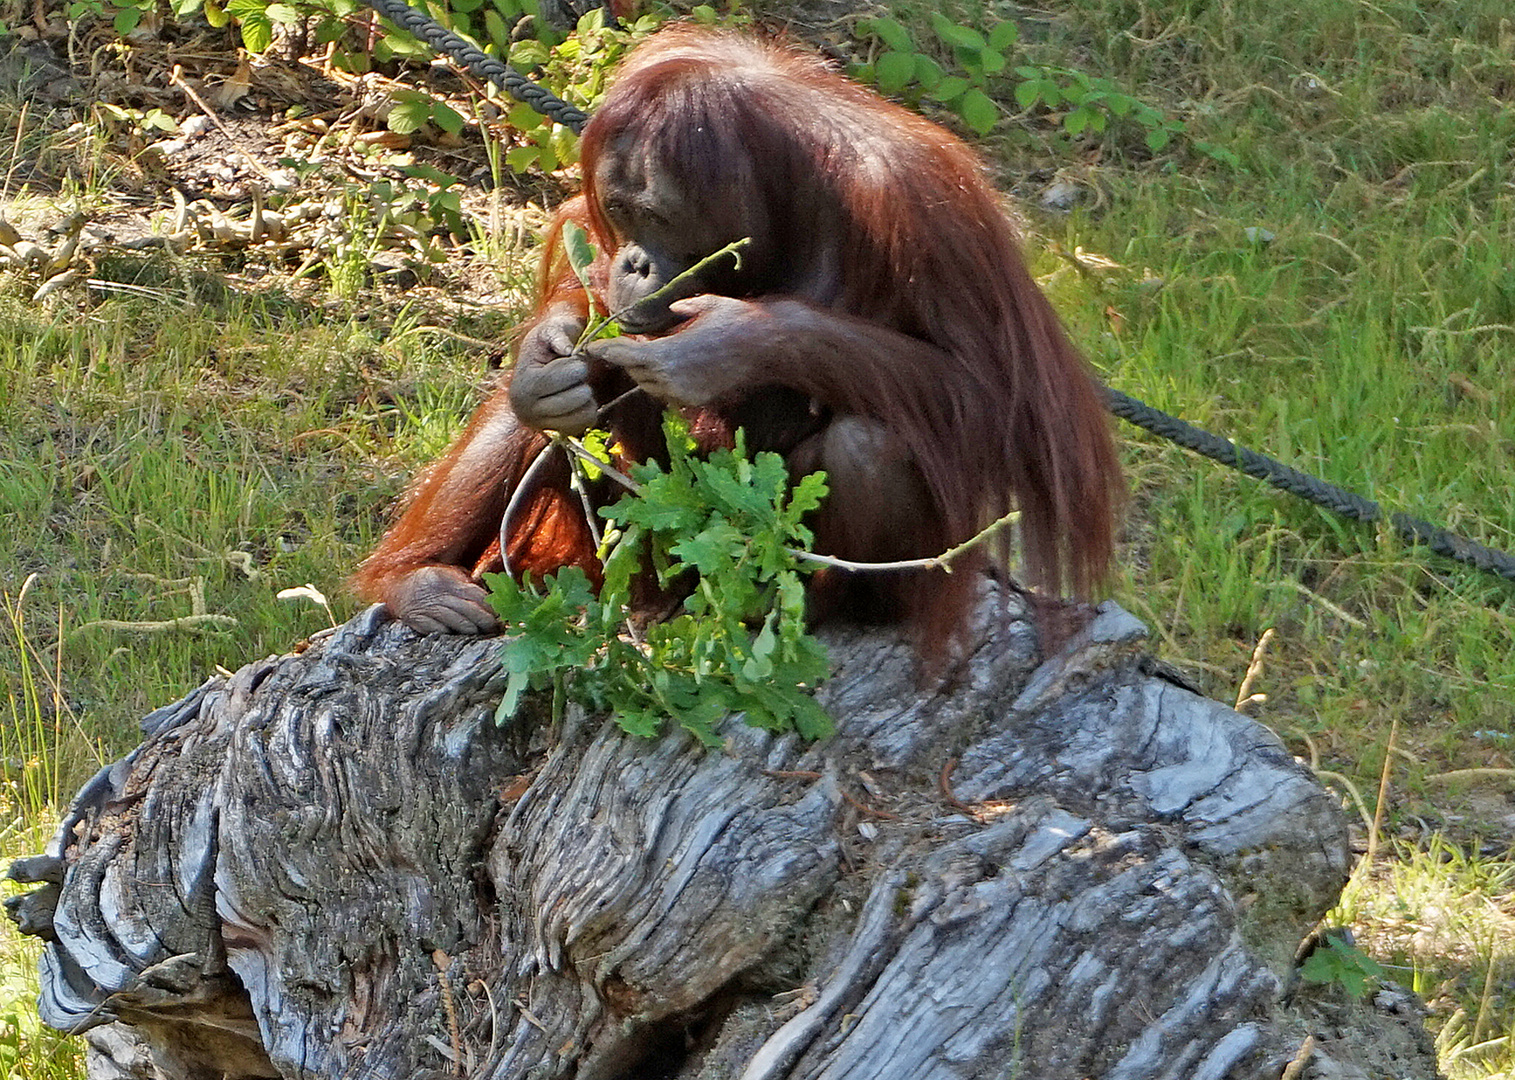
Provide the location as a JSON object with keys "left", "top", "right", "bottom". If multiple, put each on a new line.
{"left": 1299, "top": 932, "right": 1387, "bottom": 998}
{"left": 0, "top": 591, "right": 89, "bottom": 1079}
{"left": 1, "top": 0, "right": 1513, "bottom": 1075}
{"left": 490, "top": 420, "right": 833, "bottom": 744}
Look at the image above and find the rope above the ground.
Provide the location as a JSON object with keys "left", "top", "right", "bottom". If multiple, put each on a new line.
{"left": 360, "top": 0, "right": 589, "bottom": 133}
{"left": 1106, "top": 387, "right": 1515, "bottom": 581}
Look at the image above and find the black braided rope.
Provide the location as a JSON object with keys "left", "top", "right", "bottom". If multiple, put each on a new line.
{"left": 359, "top": 0, "right": 588, "bottom": 133}
{"left": 1106, "top": 387, "right": 1515, "bottom": 581}
{"left": 354, "top": 0, "right": 1515, "bottom": 584}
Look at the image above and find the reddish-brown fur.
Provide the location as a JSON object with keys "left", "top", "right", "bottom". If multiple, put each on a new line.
{"left": 352, "top": 27, "right": 1123, "bottom": 637}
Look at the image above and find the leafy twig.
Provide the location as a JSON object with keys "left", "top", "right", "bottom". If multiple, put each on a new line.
{"left": 490, "top": 419, "right": 833, "bottom": 744}
{"left": 559, "top": 225, "right": 752, "bottom": 351}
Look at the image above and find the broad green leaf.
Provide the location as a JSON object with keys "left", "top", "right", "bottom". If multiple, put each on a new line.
{"left": 599, "top": 525, "right": 642, "bottom": 597}
{"left": 789, "top": 694, "right": 834, "bottom": 739}
{"left": 507, "top": 101, "right": 544, "bottom": 131}
{"left": 431, "top": 101, "right": 465, "bottom": 136}
{"left": 988, "top": 21, "right": 1019, "bottom": 50}
{"left": 483, "top": 8, "right": 509, "bottom": 46}
{"left": 958, "top": 88, "right": 999, "bottom": 135}
{"left": 536, "top": 137, "right": 558, "bottom": 172}
{"left": 505, "top": 145, "right": 539, "bottom": 173}
{"left": 496, "top": 669, "right": 531, "bottom": 722}
{"left": 912, "top": 54, "right": 944, "bottom": 90}
{"left": 874, "top": 51, "right": 916, "bottom": 95}
{"left": 786, "top": 471, "right": 828, "bottom": 521}
{"left": 387, "top": 94, "right": 432, "bottom": 135}
{"left": 576, "top": 428, "right": 613, "bottom": 481}
{"left": 929, "top": 75, "right": 970, "bottom": 103}
{"left": 931, "top": 13, "right": 986, "bottom": 51}
{"left": 954, "top": 45, "right": 984, "bottom": 77}
{"left": 618, "top": 706, "right": 661, "bottom": 738}
{"left": 509, "top": 39, "right": 550, "bottom": 67}
{"left": 670, "top": 520, "right": 747, "bottom": 576}
{"left": 742, "top": 617, "right": 777, "bottom": 681}
{"left": 863, "top": 16, "right": 914, "bottom": 53}
{"left": 376, "top": 34, "right": 432, "bottom": 60}
{"left": 1298, "top": 951, "right": 1335, "bottom": 983}
{"left": 114, "top": 7, "right": 142, "bottom": 35}
{"left": 550, "top": 123, "right": 580, "bottom": 168}
{"left": 239, "top": 13, "right": 272, "bottom": 53}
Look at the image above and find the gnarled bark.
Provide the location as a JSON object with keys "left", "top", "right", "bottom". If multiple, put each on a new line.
{"left": 7, "top": 585, "right": 1431, "bottom": 1079}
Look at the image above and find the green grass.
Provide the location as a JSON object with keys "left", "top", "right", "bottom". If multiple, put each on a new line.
{"left": 0, "top": 822, "right": 85, "bottom": 1080}
{"left": 1338, "top": 836, "right": 1515, "bottom": 1078}
{"left": 0, "top": 290, "right": 500, "bottom": 750}
{"left": 3, "top": 0, "right": 1515, "bottom": 1075}
{"left": 1021, "top": 3, "right": 1515, "bottom": 1070}
{"left": 2, "top": 591, "right": 88, "bottom": 1080}
{"left": 1026, "top": 0, "right": 1515, "bottom": 777}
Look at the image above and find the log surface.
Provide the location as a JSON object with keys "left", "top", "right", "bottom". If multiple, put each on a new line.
{"left": 9, "top": 586, "right": 1431, "bottom": 1079}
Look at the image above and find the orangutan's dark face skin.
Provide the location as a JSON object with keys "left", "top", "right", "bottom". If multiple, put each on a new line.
{"left": 592, "top": 140, "right": 767, "bottom": 333}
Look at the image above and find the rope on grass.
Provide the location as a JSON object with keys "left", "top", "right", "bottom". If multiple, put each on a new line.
{"left": 1106, "top": 387, "right": 1515, "bottom": 581}
{"left": 359, "top": 0, "right": 588, "bottom": 133}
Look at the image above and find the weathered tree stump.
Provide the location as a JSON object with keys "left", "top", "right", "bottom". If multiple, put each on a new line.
{"left": 7, "top": 584, "right": 1437, "bottom": 1079}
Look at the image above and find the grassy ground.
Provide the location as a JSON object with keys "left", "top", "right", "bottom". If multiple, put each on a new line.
{"left": 2, "top": 0, "right": 1514, "bottom": 1075}
{"left": 1021, "top": 2, "right": 1515, "bottom": 1071}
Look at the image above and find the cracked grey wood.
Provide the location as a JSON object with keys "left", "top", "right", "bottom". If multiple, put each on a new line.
{"left": 10, "top": 584, "right": 1415, "bottom": 1079}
